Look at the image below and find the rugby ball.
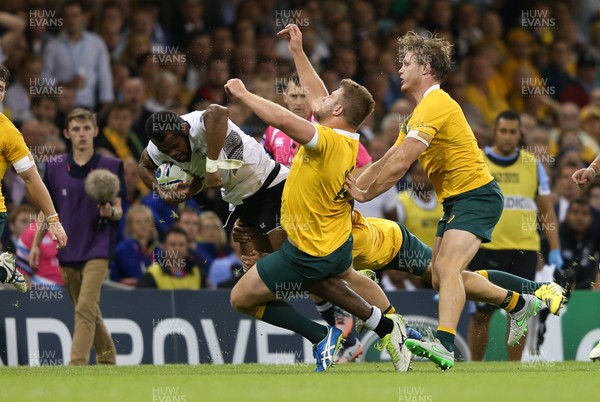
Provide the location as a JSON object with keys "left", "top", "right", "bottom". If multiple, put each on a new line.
{"left": 156, "top": 162, "right": 192, "bottom": 191}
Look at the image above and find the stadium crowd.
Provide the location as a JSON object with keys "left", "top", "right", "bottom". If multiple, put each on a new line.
{"left": 0, "top": 0, "right": 599, "bottom": 294}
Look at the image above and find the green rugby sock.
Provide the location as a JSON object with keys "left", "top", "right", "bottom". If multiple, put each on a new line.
{"left": 478, "top": 269, "right": 543, "bottom": 294}
{"left": 261, "top": 301, "right": 328, "bottom": 344}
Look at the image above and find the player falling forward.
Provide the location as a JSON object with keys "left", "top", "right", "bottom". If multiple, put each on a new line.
{"left": 138, "top": 105, "right": 289, "bottom": 254}
{"left": 345, "top": 32, "right": 540, "bottom": 370}
{"left": 225, "top": 60, "right": 411, "bottom": 372}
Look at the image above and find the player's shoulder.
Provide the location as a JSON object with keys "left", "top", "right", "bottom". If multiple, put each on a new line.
{"left": 421, "top": 88, "right": 457, "bottom": 109}
{"left": 0, "top": 113, "right": 23, "bottom": 140}
{"left": 181, "top": 110, "right": 205, "bottom": 127}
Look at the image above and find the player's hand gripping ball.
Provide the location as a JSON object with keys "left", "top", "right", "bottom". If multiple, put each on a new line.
{"left": 156, "top": 162, "right": 192, "bottom": 191}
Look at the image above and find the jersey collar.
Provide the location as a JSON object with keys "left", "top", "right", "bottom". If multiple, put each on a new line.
{"left": 423, "top": 84, "right": 441, "bottom": 98}
{"left": 333, "top": 128, "right": 360, "bottom": 141}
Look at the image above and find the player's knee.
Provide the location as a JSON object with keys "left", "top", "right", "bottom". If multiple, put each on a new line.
{"left": 230, "top": 286, "right": 249, "bottom": 313}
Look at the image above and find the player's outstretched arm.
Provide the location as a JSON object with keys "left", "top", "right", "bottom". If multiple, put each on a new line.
{"left": 19, "top": 166, "right": 67, "bottom": 248}
{"left": 225, "top": 78, "right": 316, "bottom": 145}
{"left": 346, "top": 137, "right": 427, "bottom": 202}
{"left": 277, "top": 24, "right": 327, "bottom": 112}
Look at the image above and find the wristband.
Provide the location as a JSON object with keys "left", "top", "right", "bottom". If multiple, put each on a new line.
{"left": 47, "top": 214, "right": 60, "bottom": 223}
{"left": 589, "top": 162, "right": 600, "bottom": 177}
{"left": 206, "top": 158, "right": 219, "bottom": 173}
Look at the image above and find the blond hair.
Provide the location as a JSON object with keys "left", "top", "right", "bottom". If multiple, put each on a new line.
{"left": 398, "top": 31, "right": 453, "bottom": 83}
{"left": 339, "top": 78, "right": 375, "bottom": 129}
{"left": 124, "top": 205, "right": 155, "bottom": 240}
{"left": 199, "top": 211, "right": 227, "bottom": 249}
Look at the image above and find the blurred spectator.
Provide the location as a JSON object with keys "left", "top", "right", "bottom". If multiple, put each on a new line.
{"left": 25, "top": 10, "right": 52, "bottom": 56}
{"left": 320, "top": 69, "right": 339, "bottom": 95}
{"left": 42, "top": 0, "right": 114, "bottom": 111}
{"left": 129, "top": 4, "right": 171, "bottom": 49}
{"left": 55, "top": 85, "right": 77, "bottom": 133}
{"left": 207, "top": 232, "right": 242, "bottom": 289}
{"left": 586, "top": 180, "right": 600, "bottom": 213}
{"left": 140, "top": 189, "right": 202, "bottom": 240}
{"left": 354, "top": 137, "right": 397, "bottom": 221}
{"left": 184, "top": 32, "right": 212, "bottom": 94}
{"left": 559, "top": 53, "right": 597, "bottom": 108}
{"left": 232, "top": 45, "right": 257, "bottom": 86}
{"left": 17, "top": 219, "right": 64, "bottom": 288}
{"left": 4, "top": 54, "right": 42, "bottom": 124}
{"left": 397, "top": 163, "right": 442, "bottom": 250}
{"left": 175, "top": 207, "right": 209, "bottom": 284}
{"left": 380, "top": 112, "right": 403, "bottom": 147}
{"left": 554, "top": 164, "right": 583, "bottom": 222}
{"left": 549, "top": 102, "right": 599, "bottom": 155}
{"left": 580, "top": 105, "right": 600, "bottom": 147}
{"left": 111, "top": 61, "right": 131, "bottom": 100}
{"left": 365, "top": 72, "right": 389, "bottom": 122}
{"left": 122, "top": 77, "right": 152, "bottom": 143}
{"left": 31, "top": 95, "right": 58, "bottom": 125}
{"left": 350, "top": 0, "right": 377, "bottom": 39}
{"left": 379, "top": 51, "right": 402, "bottom": 109}
{"left": 331, "top": 48, "right": 358, "bottom": 81}
{"left": 120, "top": 33, "right": 152, "bottom": 72}
{"left": 502, "top": 29, "right": 540, "bottom": 95}
{"left": 1, "top": 204, "right": 36, "bottom": 251}
{"left": 478, "top": 11, "right": 506, "bottom": 60}
{"left": 96, "top": 102, "right": 144, "bottom": 161}
{"left": 0, "top": 11, "right": 25, "bottom": 65}
{"left": 144, "top": 70, "right": 179, "bottom": 113}
{"left": 99, "top": 2, "right": 127, "bottom": 61}
{"left": 443, "top": 70, "right": 484, "bottom": 127}
{"left": 556, "top": 128, "right": 595, "bottom": 164}
{"left": 454, "top": 3, "right": 482, "bottom": 58}
{"left": 464, "top": 54, "right": 509, "bottom": 125}
{"left": 189, "top": 57, "right": 229, "bottom": 108}
{"left": 197, "top": 211, "right": 229, "bottom": 268}
{"left": 559, "top": 199, "right": 600, "bottom": 290}
{"left": 541, "top": 40, "right": 575, "bottom": 100}
{"left": 173, "top": 0, "right": 205, "bottom": 48}
{"left": 137, "top": 226, "right": 203, "bottom": 289}
{"left": 2, "top": 32, "right": 26, "bottom": 78}
{"left": 110, "top": 205, "right": 157, "bottom": 287}
{"left": 211, "top": 26, "right": 234, "bottom": 60}
{"left": 135, "top": 53, "right": 159, "bottom": 99}
{"left": 589, "top": 20, "right": 600, "bottom": 65}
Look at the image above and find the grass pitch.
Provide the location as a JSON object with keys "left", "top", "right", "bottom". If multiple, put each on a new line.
{"left": 0, "top": 361, "right": 597, "bottom": 402}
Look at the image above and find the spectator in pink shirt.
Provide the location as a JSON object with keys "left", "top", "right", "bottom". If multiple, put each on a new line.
{"left": 17, "top": 219, "right": 64, "bottom": 288}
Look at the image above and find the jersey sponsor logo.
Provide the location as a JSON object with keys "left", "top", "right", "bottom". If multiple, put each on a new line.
{"left": 447, "top": 215, "right": 455, "bottom": 224}
{"left": 493, "top": 172, "right": 520, "bottom": 183}
{"left": 503, "top": 195, "right": 537, "bottom": 211}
